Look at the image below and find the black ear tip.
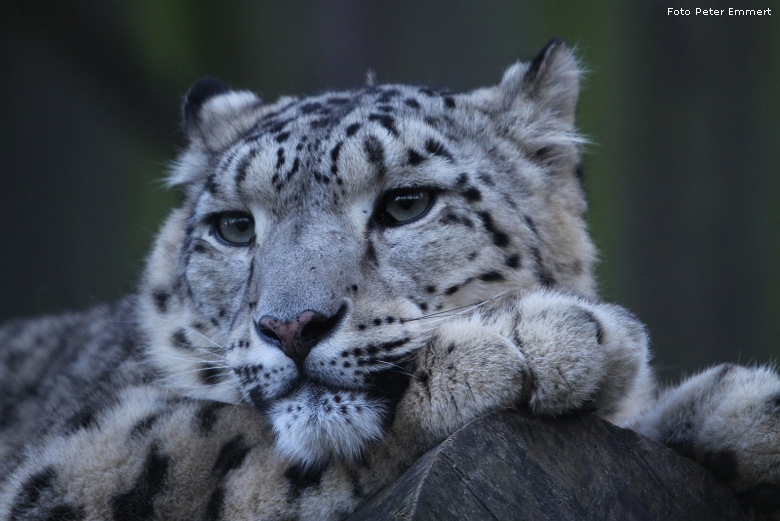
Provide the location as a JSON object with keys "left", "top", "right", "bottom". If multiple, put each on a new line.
{"left": 526, "top": 38, "right": 567, "bottom": 81}
{"left": 183, "top": 77, "right": 230, "bottom": 123}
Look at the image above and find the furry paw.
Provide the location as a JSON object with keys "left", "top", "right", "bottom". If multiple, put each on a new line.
{"left": 402, "top": 317, "right": 530, "bottom": 439}
{"left": 627, "top": 364, "right": 780, "bottom": 513}
{"left": 396, "top": 289, "right": 651, "bottom": 440}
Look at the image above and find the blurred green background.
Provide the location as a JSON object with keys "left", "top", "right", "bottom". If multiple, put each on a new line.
{"left": 0, "top": 1, "right": 778, "bottom": 381}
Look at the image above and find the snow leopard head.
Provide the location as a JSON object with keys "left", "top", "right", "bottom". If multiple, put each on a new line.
{"left": 138, "top": 39, "right": 592, "bottom": 467}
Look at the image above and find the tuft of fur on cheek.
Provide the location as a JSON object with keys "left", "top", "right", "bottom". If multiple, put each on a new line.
{"left": 268, "top": 386, "right": 387, "bottom": 468}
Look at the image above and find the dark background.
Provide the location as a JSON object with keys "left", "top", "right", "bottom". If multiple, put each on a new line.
{"left": 1, "top": 1, "right": 778, "bottom": 382}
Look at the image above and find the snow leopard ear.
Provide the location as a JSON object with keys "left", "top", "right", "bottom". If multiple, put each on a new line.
{"left": 181, "top": 77, "right": 263, "bottom": 151}
{"left": 499, "top": 38, "right": 580, "bottom": 126}
{"left": 168, "top": 78, "right": 263, "bottom": 188}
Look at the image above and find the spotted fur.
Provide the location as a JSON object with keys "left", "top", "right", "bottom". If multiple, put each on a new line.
{"left": 1, "top": 40, "right": 778, "bottom": 520}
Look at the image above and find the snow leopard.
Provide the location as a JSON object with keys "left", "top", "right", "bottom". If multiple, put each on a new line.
{"left": 1, "top": 39, "right": 778, "bottom": 520}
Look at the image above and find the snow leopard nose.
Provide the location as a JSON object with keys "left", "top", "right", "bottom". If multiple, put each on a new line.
{"left": 256, "top": 305, "right": 347, "bottom": 367}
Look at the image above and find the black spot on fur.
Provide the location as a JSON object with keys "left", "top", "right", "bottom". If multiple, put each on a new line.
{"left": 424, "top": 116, "right": 442, "bottom": 128}
{"left": 171, "top": 329, "right": 190, "bottom": 350}
{"left": 48, "top": 504, "right": 85, "bottom": 521}
{"left": 197, "top": 402, "right": 222, "bottom": 433}
{"left": 310, "top": 117, "right": 332, "bottom": 129}
{"left": 364, "top": 240, "right": 378, "bottom": 266}
{"left": 363, "top": 136, "right": 386, "bottom": 176}
{"left": 213, "top": 436, "right": 251, "bottom": 478}
{"left": 199, "top": 365, "right": 225, "bottom": 386}
{"left": 443, "top": 96, "right": 456, "bottom": 108}
{"left": 506, "top": 253, "right": 522, "bottom": 269}
{"left": 330, "top": 141, "right": 343, "bottom": 175}
{"left": 478, "top": 172, "right": 495, "bottom": 186}
{"left": 192, "top": 241, "right": 211, "bottom": 255}
{"left": 531, "top": 246, "right": 555, "bottom": 287}
{"left": 204, "top": 486, "right": 225, "bottom": 521}
{"left": 300, "top": 102, "right": 322, "bottom": 114}
{"left": 130, "top": 414, "right": 159, "bottom": 438}
{"left": 524, "top": 215, "right": 539, "bottom": 236}
{"left": 533, "top": 147, "right": 552, "bottom": 163}
{"left": 404, "top": 98, "right": 420, "bottom": 109}
{"left": 477, "top": 212, "right": 510, "bottom": 247}
{"left": 704, "top": 450, "right": 739, "bottom": 482}
{"left": 275, "top": 131, "right": 291, "bottom": 143}
{"left": 285, "top": 463, "right": 325, "bottom": 498}
{"left": 463, "top": 187, "right": 482, "bottom": 202}
{"left": 445, "top": 285, "right": 460, "bottom": 295}
{"left": 407, "top": 149, "right": 425, "bottom": 166}
{"left": 205, "top": 173, "right": 219, "bottom": 195}
{"left": 111, "top": 445, "right": 170, "bottom": 521}
{"left": 247, "top": 386, "right": 270, "bottom": 414}
{"left": 10, "top": 467, "right": 57, "bottom": 518}
{"left": 312, "top": 170, "right": 329, "bottom": 185}
{"left": 285, "top": 157, "right": 300, "bottom": 181}
{"left": 380, "top": 337, "right": 410, "bottom": 351}
{"left": 368, "top": 113, "right": 399, "bottom": 136}
{"left": 479, "top": 271, "right": 505, "bottom": 282}
{"left": 275, "top": 148, "right": 286, "bottom": 170}
{"left": 152, "top": 290, "right": 170, "bottom": 314}
{"left": 235, "top": 148, "right": 259, "bottom": 186}
{"left": 65, "top": 405, "right": 98, "bottom": 433}
{"left": 440, "top": 212, "right": 474, "bottom": 228}
{"left": 367, "top": 368, "right": 413, "bottom": 429}
{"left": 426, "top": 285, "right": 437, "bottom": 294}
{"left": 346, "top": 122, "right": 361, "bottom": 137}
{"left": 377, "top": 88, "right": 400, "bottom": 101}
{"left": 424, "top": 138, "right": 454, "bottom": 161}
{"left": 203, "top": 436, "right": 249, "bottom": 521}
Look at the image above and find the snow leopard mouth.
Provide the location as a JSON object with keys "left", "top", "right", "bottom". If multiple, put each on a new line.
{"left": 245, "top": 364, "right": 413, "bottom": 419}
{"left": 246, "top": 367, "right": 413, "bottom": 466}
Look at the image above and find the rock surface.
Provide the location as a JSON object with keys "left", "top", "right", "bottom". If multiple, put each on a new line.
{"left": 348, "top": 410, "right": 766, "bottom": 520}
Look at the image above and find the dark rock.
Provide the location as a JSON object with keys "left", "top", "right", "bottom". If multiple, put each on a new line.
{"left": 348, "top": 410, "right": 767, "bottom": 520}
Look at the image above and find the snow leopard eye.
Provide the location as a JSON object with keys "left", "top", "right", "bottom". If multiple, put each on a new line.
{"left": 378, "top": 188, "right": 434, "bottom": 226}
{"left": 214, "top": 211, "right": 254, "bottom": 246}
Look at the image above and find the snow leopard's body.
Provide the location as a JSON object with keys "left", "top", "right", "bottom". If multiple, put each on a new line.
{"left": 1, "top": 41, "right": 778, "bottom": 520}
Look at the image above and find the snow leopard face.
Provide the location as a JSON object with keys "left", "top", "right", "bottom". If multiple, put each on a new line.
{"left": 139, "top": 40, "right": 594, "bottom": 467}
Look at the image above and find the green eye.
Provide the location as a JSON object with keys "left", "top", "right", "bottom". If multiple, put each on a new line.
{"left": 214, "top": 212, "right": 254, "bottom": 246}
{"left": 379, "top": 188, "right": 434, "bottom": 226}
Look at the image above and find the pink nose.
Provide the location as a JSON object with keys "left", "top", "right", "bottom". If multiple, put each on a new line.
{"left": 256, "top": 307, "right": 344, "bottom": 367}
